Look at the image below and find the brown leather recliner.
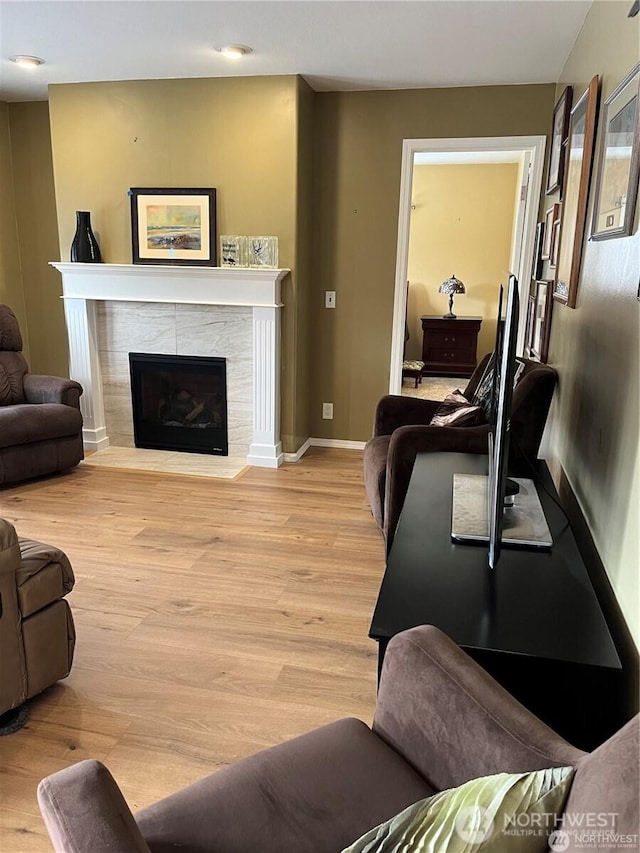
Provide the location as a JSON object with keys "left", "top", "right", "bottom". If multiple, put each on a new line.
{"left": 364, "top": 354, "right": 557, "bottom": 551}
{"left": 0, "top": 518, "right": 76, "bottom": 718}
{"left": 0, "top": 304, "right": 84, "bottom": 486}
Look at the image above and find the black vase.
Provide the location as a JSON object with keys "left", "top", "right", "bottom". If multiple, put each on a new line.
{"left": 70, "top": 211, "right": 102, "bottom": 263}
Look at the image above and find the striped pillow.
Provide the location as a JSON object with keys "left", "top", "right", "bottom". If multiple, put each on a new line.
{"left": 430, "top": 391, "right": 484, "bottom": 428}
{"left": 342, "top": 765, "right": 575, "bottom": 853}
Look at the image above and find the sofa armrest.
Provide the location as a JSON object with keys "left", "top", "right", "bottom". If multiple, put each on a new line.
{"left": 23, "top": 374, "right": 83, "bottom": 409}
{"left": 373, "top": 626, "right": 584, "bottom": 792}
{"left": 38, "top": 760, "right": 151, "bottom": 853}
{"left": 384, "top": 423, "right": 489, "bottom": 550}
{"left": 373, "top": 395, "right": 441, "bottom": 437}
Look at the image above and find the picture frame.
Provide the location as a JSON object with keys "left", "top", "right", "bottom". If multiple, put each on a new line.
{"left": 553, "top": 76, "right": 600, "bottom": 308}
{"left": 546, "top": 86, "right": 573, "bottom": 196}
{"left": 541, "top": 204, "right": 560, "bottom": 260}
{"left": 531, "top": 280, "right": 554, "bottom": 363}
{"left": 532, "top": 221, "right": 545, "bottom": 280}
{"left": 525, "top": 294, "right": 536, "bottom": 358}
{"left": 590, "top": 63, "right": 640, "bottom": 241}
{"left": 550, "top": 218, "right": 561, "bottom": 269}
{"left": 130, "top": 188, "right": 216, "bottom": 266}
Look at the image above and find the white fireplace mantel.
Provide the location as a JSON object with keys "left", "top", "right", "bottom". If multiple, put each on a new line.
{"left": 51, "top": 262, "right": 290, "bottom": 468}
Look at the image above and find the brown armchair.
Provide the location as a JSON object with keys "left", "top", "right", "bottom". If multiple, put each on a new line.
{"left": 0, "top": 304, "right": 83, "bottom": 485}
{"left": 0, "top": 518, "right": 76, "bottom": 721}
{"left": 37, "top": 626, "right": 638, "bottom": 853}
{"left": 364, "top": 354, "right": 557, "bottom": 551}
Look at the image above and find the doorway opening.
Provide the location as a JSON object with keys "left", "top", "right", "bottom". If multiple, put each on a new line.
{"left": 390, "top": 135, "right": 546, "bottom": 396}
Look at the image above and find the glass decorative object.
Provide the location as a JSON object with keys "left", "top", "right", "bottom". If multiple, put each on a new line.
{"left": 247, "top": 236, "right": 278, "bottom": 268}
{"left": 220, "top": 236, "right": 245, "bottom": 267}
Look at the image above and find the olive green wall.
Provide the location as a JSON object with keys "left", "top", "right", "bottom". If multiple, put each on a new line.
{"left": 8, "top": 101, "right": 66, "bottom": 376}
{"left": 542, "top": 1, "right": 639, "bottom": 646}
{"left": 0, "top": 101, "right": 30, "bottom": 357}
{"left": 292, "top": 77, "right": 315, "bottom": 449}
{"left": 48, "top": 75, "right": 304, "bottom": 453}
{"left": 310, "top": 83, "right": 556, "bottom": 441}
{"left": 406, "top": 163, "right": 519, "bottom": 361}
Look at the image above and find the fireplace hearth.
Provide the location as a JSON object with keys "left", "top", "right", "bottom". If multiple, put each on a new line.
{"left": 129, "top": 353, "right": 228, "bottom": 455}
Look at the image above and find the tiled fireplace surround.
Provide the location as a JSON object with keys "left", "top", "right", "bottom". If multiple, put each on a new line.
{"left": 51, "top": 263, "right": 289, "bottom": 468}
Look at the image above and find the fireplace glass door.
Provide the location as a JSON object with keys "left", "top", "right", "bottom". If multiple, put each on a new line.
{"left": 129, "top": 353, "right": 228, "bottom": 455}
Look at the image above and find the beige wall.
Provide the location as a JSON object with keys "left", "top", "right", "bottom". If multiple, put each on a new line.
{"left": 48, "top": 75, "right": 305, "bottom": 453}
{"left": 310, "top": 84, "right": 555, "bottom": 441}
{"left": 542, "top": 1, "right": 640, "bottom": 647}
{"left": 8, "top": 101, "right": 66, "bottom": 376}
{"left": 406, "top": 162, "right": 519, "bottom": 361}
{"left": 0, "top": 101, "right": 29, "bottom": 357}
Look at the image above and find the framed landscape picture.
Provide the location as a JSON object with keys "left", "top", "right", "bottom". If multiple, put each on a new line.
{"left": 591, "top": 63, "right": 640, "bottom": 241}
{"left": 553, "top": 76, "right": 600, "bottom": 307}
{"left": 546, "top": 86, "right": 573, "bottom": 196}
{"left": 130, "top": 188, "right": 217, "bottom": 265}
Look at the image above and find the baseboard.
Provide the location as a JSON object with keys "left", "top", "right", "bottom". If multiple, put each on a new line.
{"left": 309, "top": 438, "right": 366, "bottom": 451}
{"left": 557, "top": 468, "right": 639, "bottom": 721}
{"left": 283, "top": 437, "right": 366, "bottom": 462}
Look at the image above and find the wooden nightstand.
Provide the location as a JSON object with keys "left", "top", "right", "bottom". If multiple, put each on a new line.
{"left": 420, "top": 316, "right": 482, "bottom": 377}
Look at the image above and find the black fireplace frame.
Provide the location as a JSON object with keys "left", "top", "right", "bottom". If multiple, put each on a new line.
{"left": 129, "top": 352, "right": 228, "bottom": 456}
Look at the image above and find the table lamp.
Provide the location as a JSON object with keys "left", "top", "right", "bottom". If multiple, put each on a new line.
{"left": 438, "top": 274, "right": 466, "bottom": 319}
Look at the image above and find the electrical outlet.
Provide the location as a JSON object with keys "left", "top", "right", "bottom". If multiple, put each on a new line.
{"left": 322, "top": 402, "right": 334, "bottom": 419}
{"left": 325, "top": 291, "right": 336, "bottom": 308}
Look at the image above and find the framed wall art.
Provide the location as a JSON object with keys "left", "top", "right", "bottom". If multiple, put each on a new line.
{"left": 130, "top": 188, "right": 217, "bottom": 265}
{"left": 531, "top": 280, "right": 554, "bottom": 363}
{"left": 542, "top": 204, "right": 560, "bottom": 260}
{"left": 546, "top": 86, "right": 573, "bottom": 196}
{"left": 591, "top": 63, "right": 640, "bottom": 240}
{"left": 532, "top": 221, "right": 545, "bottom": 280}
{"left": 553, "top": 76, "right": 600, "bottom": 307}
{"left": 525, "top": 294, "right": 536, "bottom": 358}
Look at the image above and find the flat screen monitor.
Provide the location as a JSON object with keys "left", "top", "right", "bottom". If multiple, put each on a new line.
{"left": 450, "top": 274, "right": 552, "bottom": 566}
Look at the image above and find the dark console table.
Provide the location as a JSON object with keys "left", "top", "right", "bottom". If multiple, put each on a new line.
{"left": 420, "top": 315, "right": 482, "bottom": 377}
{"left": 369, "top": 452, "right": 624, "bottom": 751}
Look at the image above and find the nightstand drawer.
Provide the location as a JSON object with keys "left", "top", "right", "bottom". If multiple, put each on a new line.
{"left": 428, "top": 331, "right": 474, "bottom": 350}
{"left": 429, "top": 348, "right": 475, "bottom": 365}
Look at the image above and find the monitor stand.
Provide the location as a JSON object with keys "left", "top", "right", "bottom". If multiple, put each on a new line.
{"left": 451, "top": 474, "right": 553, "bottom": 548}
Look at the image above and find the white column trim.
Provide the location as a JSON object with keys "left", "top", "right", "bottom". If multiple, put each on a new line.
{"left": 247, "top": 306, "right": 283, "bottom": 468}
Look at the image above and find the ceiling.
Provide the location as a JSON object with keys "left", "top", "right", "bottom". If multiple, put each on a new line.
{"left": 0, "top": 0, "right": 593, "bottom": 103}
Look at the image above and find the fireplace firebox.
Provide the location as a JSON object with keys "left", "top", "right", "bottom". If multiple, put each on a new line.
{"left": 129, "top": 353, "right": 228, "bottom": 455}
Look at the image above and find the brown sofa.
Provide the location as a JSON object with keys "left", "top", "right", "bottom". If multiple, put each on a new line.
{"left": 364, "top": 354, "right": 557, "bottom": 550}
{"left": 0, "top": 304, "right": 84, "bottom": 486}
{"left": 0, "top": 518, "right": 76, "bottom": 719}
{"left": 37, "top": 625, "right": 638, "bottom": 853}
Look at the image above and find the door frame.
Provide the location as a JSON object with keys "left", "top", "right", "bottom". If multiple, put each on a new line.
{"left": 389, "top": 135, "right": 546, "bottom": 394}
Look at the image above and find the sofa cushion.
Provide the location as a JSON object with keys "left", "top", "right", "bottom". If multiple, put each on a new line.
{"left": 17, "top": 537, "right": 76, "bottom": 618}
{"left": 137, "top": 718, "right": 435, "bottom": 853}
{"left": 343, "top": 765, "right": 574, "bottom": 852}
{"left": 0, "top": 403, "right": 83, "bottom": 448}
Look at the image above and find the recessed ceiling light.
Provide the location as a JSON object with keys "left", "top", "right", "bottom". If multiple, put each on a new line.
{"left": 10, "top": 55, "right": 45, "bottom": 69}
{"left": 218, "top": 45, "right": 252, "bottom": 60}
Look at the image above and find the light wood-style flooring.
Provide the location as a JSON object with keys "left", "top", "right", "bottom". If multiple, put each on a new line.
{"left": 0, "top": 448, "right": 385, "bottom": 852}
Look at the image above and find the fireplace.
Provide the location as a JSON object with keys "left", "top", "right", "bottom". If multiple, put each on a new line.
{"left": 129, "top": 353, "right": 228, "bottom": 455}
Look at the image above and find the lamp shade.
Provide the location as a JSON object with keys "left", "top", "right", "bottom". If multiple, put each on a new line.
{"left": 439, "top": 274, "right": 466, "bottom": 295}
